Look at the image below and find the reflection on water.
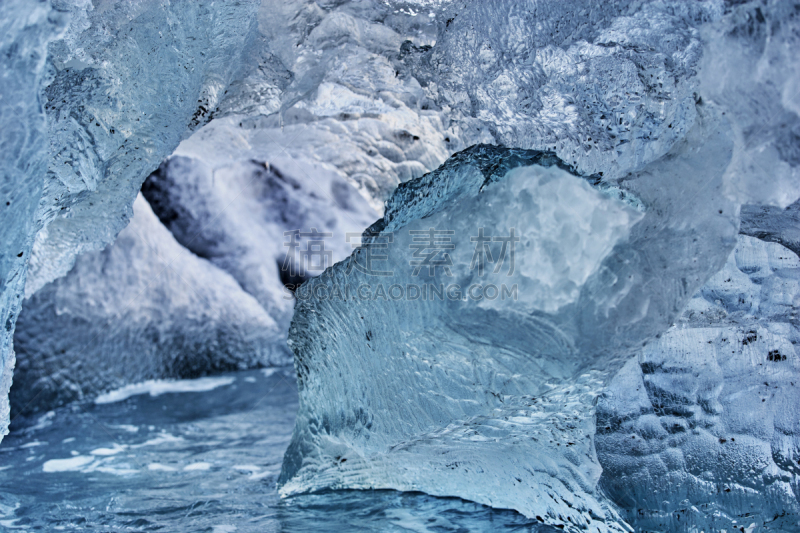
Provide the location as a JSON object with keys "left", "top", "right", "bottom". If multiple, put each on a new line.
{"left": 0, "top": 367, "right": 554, "bottom": 532}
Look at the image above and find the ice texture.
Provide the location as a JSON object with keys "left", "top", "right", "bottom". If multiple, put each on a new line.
{"left": 1, "top": 0, "right": 260, "bottom": 438}
{"left": 0, "top": 0, "right": 67, "bottom": 441}
{"left": 11, "top": 195, "right": 286, "bottom": 415}
{"left": 597, "top": 235, "right": 800, "bottom": 531}
{"left": 698, "top": 0, "right": 800, "bottom": 207}
{"left": 741, "top": 199, "right": 800, "bottom": 259}
{"left": 279, "top": 111, "right": 740, "bottom": 530}
{"left": 27, "top": 0, "right": 262, "bottom": 294}
{"left": 406, "top": 0, "right": 721, "bottom": 180}
{"left": 142, "top": 151, "right": 377, "bottom": 331}
{"left": 194, "top": 0, "right": 452, "bottom": 210}
{"left": 2, "top": 0, "right": 799, "bottom": 526}
{"left": 4, "top": 0, "right": 443, "bottom": 438}
{"left": 274, "top": 4, "right": 800, "bottom": 528}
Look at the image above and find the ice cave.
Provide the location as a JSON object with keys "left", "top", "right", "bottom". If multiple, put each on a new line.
{"left": 0, "top": 0, "right": 799, "bottom": 531}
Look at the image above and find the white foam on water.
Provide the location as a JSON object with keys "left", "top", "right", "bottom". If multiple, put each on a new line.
{"left": 92, "top": 464, "right": 138, "bottom": 476}
{"left": 95, "top": 376, "right": 235, "bottom": 404}
{"left": 132, "top": 433, "right": 184, "bottom": 448}
{"left": 232, "top": 464, "right": 260, "bottom": 472}
{"left": 109, "top": 424, "right": 139, "bottom": 433}
{"left": 26, "top": 411, "right": 55, "bottom": 433}
{"left": 90, "top": 443, "right": 127, "bottom": 456}
{"left": 260, "top": 368, "right": 280, "bottom": 378}
{"left": 147, "top": 463, "right": 177, "bottom": 471}
{"left": 42, "top": 456, "right": 93, "bottom": 473}
{"left": 184, "top": 462, "right": 212, "bottom": 471}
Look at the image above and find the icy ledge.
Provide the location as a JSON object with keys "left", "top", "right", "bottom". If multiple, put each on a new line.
{"left": 279, "top": 103, "right": 739, "bottom": 532}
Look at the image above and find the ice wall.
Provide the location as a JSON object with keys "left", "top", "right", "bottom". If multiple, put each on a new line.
{"left": 407, "top": 0, "right": 722, "bottom": 180}
{"left": 241, "top": 0, "right": 723, "bottom": 208}
{"left": 27, "top": 0, "right": 262, "bottom": 294}
{"left": 1, "top": 0, "right": 260, "bottom": 438}
{"left": 279, "top": 110, "right": 739, "bottom": 530}
{"left": 597, "top": 235, "right": 800, "bottom": 531}
{"left": 699, "top": 0, "right": 800, "bottom": 207}
{"left": 12, "top": 195, "right": 287, "bottom": 415}
{"left": 0, "top": 0, "right": 66, "bottom": 441}
{"left": 203, "top": 0, "right": 453, "bottom": 210}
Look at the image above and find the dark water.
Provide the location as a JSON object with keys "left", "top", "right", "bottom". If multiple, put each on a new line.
{"left": 0, "top": 368, "right": 553, "bottom": 532}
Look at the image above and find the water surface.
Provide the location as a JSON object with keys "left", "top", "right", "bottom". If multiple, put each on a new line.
{"left": 0, "top": 368, "right": 554, "bottom": 532}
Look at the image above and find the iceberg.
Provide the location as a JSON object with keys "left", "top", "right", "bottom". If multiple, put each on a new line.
{"left": 12, "top": 194, "right": 286, "bottom": 415}
{"left": 1, "top": 0, "right": 799, "bottom": 529}
{"left": 278, "top": 106, "right": 739, "bottom": 530}
{"left": 598, "top": 235, "right": 800, "bottom": 531}
{"left": 141, "top": 150, "right": 377, "bottom": 331}
{"left": 1, "top": 0, "right": 261, "bottom": 437}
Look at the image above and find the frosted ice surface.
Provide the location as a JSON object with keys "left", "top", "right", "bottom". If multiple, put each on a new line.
{"left": 26, "top": 0, "right": 262, "bottom": 294}
{"left": 280, "top": 154, "right": 637, "bottom": 531}
{"left": 1, "top": 0, "right": 260, "bottom": 437}
{"left": 741, "top": 198, "right": 800, "bottom": 259}
{"left": 186, "top": 0, "right": 453, "bottom": 211}
{"left": 699, "top": 0, "right": 800, "bottom": 207}
{"left": 11, "top": 195, "right": 286, "bottom": 414}
{"left": 598, "top": 235, "right": 800, "bottom": 531}
{"left": 142, "top": 151, "right": 377, "bottom": 331}
{"left": 409, "top": 0, "right": 722, "bottom": 180}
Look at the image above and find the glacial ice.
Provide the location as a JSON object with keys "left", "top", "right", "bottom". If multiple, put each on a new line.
{"left": 0, "top": 0, "right": 65, "bottom": 440}
{"left": 698, "top": 0, "right": 800, "bottom": 208}
{"left": 598, "top": 235, "right": 800, "bottom": 531}
{"left": 741, "top": 199, "right": 800, "bottom": 259}
{"left": 142, "top": 151, "right": 377, "bottom": 331}
{"left": 1, "top": 0, "right": 260, "bottom": 436}
{"left": 1, "top": 0, "right": 799, "bottom": 530}
{"left": 270, "top": 6, "right": 800, "bottom": 529}
{"left": 278, "top": 113, "right": 740, "bottom": 530}
{"left": 27, "top": 0, "right": 262, "bottom": 294}
{"left": 11, "top": 194, "right": 286, "bottom": 414}
{"left": 406, "top": 0, "right": 720, "bottom": 180}
{"left": 177, "top": 0, "right": 452, "bottom": 210}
